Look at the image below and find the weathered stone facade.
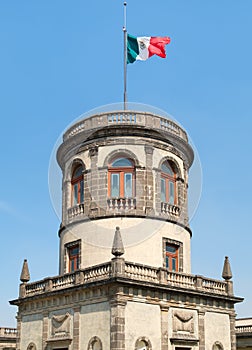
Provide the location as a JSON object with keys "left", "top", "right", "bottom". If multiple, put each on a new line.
{"left": 10, "top": 110, "right": 243, "bottom": 350}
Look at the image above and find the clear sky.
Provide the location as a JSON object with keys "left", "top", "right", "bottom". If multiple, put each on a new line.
{"left": 0, "top": 1, "right": 252, "bottom": 326}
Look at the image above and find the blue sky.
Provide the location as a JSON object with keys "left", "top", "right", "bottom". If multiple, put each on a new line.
{"left": 1, "top": 1, "right": 252, "bottom": 326}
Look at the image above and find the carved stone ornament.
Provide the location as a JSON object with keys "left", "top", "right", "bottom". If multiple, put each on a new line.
{"left": 173, "top": 311, "right": 194, "bottom": 334}
{"left": 51, "top": 313, "right": 70, "bottom": 337}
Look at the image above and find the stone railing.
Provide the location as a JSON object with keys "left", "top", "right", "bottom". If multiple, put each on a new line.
{"left": 236, "top": 325, "right": 252, "bottom": 334}
{"left": 0, "top": 327, "right": 17, "bottom": 337}
{"left": 63, "top": 111, "right": 188, "bottom": 142}
{"left": 125, "top": 262, "right": 159, "bottom": 283}
{"left": 107, "top": 198, "right": 136, "bottom": 211}
{"left": 20, "top": 260, "right": 232, "bottom": 298}
{"left": 22, "top": 263, "right": 112, "bottom": 297}
{"left": 68, "top": 204, "right": 85, "bottom": 219}
{"left": 161, "top": 202, "right": 180, "bottom": 216}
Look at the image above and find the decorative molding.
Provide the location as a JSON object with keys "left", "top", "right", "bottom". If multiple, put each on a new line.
{"left": 51, "top": 312, "right": 70, "bottom": 337}
{"left": 173, "top": 310, "right": 194, "bottom": 334}
{"left": 89, "top": 146, "right": 98, "bottom": 157}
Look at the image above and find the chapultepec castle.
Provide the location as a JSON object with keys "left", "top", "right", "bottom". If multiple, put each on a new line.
{"left": 9, "top": 108, "right": 245, "bottom": 350}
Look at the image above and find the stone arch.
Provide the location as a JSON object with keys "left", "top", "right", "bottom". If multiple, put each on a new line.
{"left": 103, "top": 149, "right": 140, "bottom": 167}
{"left": 65, "top": 158, "right": 85, "bottom": 181}
{"left": 212, "top": 341, "right": 224, "bottom": 350}
{"left": 87, "top": 336, "right": 103, "bottom": 350}
{"left": 27, "top": 343, "right": 36, "bottom": 350}
{"left": 135, "top": 336, "right": 152, "bottom": 350}
{"left": 158, "top": 156, "right": 182, "bottom": 178}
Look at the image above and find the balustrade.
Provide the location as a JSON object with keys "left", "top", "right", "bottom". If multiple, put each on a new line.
{"left": 236, "top": 325, "right": 252, "bottom": 334}
{"left": 0, "top": 327, "right": 17, "bottom": 337}
{"left": 68, "top": 203, "right": 85, "bottom": 219}
{"left": 63, "top": 111, "right": 188, "bottom": 142}
{"left": 161, "top": 202, "right": 180, "bottom": 216}
{"left": 21, "top": 260, "right": 231, "bottom": 298}
{"left": 125, "top": 263, "right": 159, "bottom": 282}
{"left": 107, "top": 197, "right": 136, "bottom": 211}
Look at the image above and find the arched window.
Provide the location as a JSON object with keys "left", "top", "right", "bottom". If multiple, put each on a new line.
{"left": 87, "top": 337, "right": 102, "bottom": 350}
{"left": 161, "top": 160, "right": 176, "bottom": 205}
{"left": 27, "top": 343, "right": 36, "bottom": 350}
{"left": 135, "top": 337, "right": 152, "bottom": 350}
{"left": 212, "top": 342, "right": 224, "bottom": 350}
{"left": 108, "top": 158, "right": 135, "bottom": 198}
{"left": 71, "top": 164, "right": 84, "bottom": 205}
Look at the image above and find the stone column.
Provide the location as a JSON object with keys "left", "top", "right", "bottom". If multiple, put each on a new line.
{"left": 42, "top": 311, "right": 49, "bottom": 350}
{"left": 198, "top": 310, "right": 205, "bottom": 350}
{"left": 73, "top": 307, "right": 81, "bottom": 350}
{"left": 229, "top": 312, "right": 236, "bottom": 350}
{"left": 160, "top": 306, "right": 169, "bottom": 350}
{"left": 144, "top": 145, "right": 154, "bottom": 215}
{"left": 110, "top": 299, "right": 126, "bottom": 350}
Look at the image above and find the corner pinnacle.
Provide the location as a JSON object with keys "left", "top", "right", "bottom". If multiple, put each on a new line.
{"left": 222, "top": 256, "right": 232, "bottom": 280}
{"left": 20, "top": 259, "right": 30, "bottom": 283}
{"left": 111, "top": 227, "right": 125, "bottom": 257}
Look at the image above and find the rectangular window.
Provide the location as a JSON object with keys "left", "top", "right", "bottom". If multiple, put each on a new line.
{"left": 73, "top": 184, "right": 78, "bottom": 205}
{"left": 111, "top": 173, "right": 119, "bottom": 197}
{"left": 165, "top": 243, "right": 178, "bottom": 271}
{"left": 124, "top": 173, "right": 132, "bottom": 197}
{"left": 68, "top": 245, "right": 80, "bottom": 272}
{"left": 80, "top": 180, "right": 84, "bottom": 203}
{"left": 161, "top": 178, "right": 166, "bottom": 202}
{"left": 169, "top": 181, "right": 175, "bottom": 204}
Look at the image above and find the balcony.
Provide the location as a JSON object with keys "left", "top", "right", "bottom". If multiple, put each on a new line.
{"left": 18, "top": 260, "right": 234, "bottom": 299}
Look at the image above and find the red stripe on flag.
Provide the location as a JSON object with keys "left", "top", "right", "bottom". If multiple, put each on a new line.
{"left": 148, "top": 37, "right": 171, "bottom": 58}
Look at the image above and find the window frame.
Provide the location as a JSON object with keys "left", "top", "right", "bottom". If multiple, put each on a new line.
{"left": 71, "top": 164, "right": 84, "bottom": 206}
{"left": 163, "top": 238, "right": 183, "bottom": 272}
{"left": 165, "top": 243, "right": 179, "bottom": 271}
{"left": 108, "top": 158, "right": 135, "bottom": 198}
{"left": 161, "top": 161, "right": 177, "bottom": 205}
{"left": 64, "top": 240, "right": 81, "bottom": 273}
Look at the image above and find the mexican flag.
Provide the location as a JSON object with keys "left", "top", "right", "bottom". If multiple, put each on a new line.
{"left": 127, "top": 34, "right": 171, "bottom": 64}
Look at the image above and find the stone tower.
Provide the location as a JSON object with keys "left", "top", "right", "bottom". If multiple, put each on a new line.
{"left": 11, "top": 108, "right": 242, "bottom": 350}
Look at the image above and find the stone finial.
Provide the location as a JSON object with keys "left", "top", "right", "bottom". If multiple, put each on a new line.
{"left": 222, "top": 256, "right": 232, "bottom": 280}
{"left": 111, "top": 227, "right": 125, "bottom": 257}
{"left": 20, "top": 259, "right": 30, "bottom": 283}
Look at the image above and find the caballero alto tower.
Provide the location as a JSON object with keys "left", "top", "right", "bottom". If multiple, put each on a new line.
{"left": 11, "top": 108, "right": 242, "bottom": 350}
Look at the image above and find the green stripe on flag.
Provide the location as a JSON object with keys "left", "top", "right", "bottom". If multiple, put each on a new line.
{"left": 127, "top": 34, "right": 139, "bottom": 64}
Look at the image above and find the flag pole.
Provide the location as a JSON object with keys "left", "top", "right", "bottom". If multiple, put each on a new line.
{"left": 123, "top": 1, "right": 127, "bottom": 110}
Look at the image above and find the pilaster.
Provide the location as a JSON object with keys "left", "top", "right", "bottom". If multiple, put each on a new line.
{"left": 229, "top": 313, "right": 237, "bottom": 350}
{"left": 16, "top": 314, "right": 21, "bottom": 350}
{"left": 160, "top": 306, "right": 169, "bottom": 350}
{"left": 144, "top": 145, "right": 154, "bottom": 215}
{"left": 42, "top": 311, "right": 49, "bottom": 350}
{"left": 110, "top": 299, "right": 126, "bottom": 350}
{"left": 73, "top": 307, "right": 81, "bottom": 350}
{"left": 88, "top": 146, "right": 99, "bottom": 217}
{"left": 62, "top": 179, "right": 71, "bottom": 225}
{"left": 198, "top": 310, "right": 205, "bottom": 350}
